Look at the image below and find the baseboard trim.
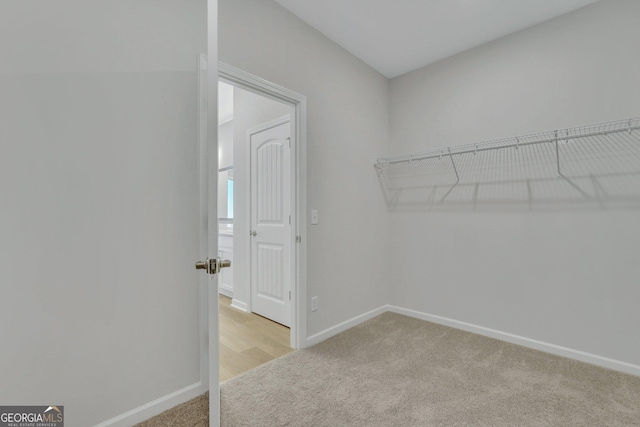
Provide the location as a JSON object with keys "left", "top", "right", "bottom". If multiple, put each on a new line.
{"left": 387, "top": 305, "right": 640, "bottom": 378}
{"left": 230, "top": 298, "right": 248, "bottom": 313}
{"left": 94, "top": 381, "right": 206, "bottom": 427}
{"left": 218, "top": 284, "right": 233, "bottom": 299}
{"left": 306, "top": 305, "right": 387, "bottom": 347}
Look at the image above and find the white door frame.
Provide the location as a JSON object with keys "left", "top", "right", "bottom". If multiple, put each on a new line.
{"left": 219, "top": 62, "right": 307, "bottom": 350}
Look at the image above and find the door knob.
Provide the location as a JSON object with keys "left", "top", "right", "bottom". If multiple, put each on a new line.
{"left": 250, "top": 230, "right": 257, "bottom": 236}
{"left": 195, "top": 259, "right": 215, "bottom": 274}
{"left": 195, "top": 258, "right": 230, "bottom": 273}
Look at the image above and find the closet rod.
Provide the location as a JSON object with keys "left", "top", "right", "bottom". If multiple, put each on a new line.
{"left": 375, "top": 117, "right": 640, "bottom": 167}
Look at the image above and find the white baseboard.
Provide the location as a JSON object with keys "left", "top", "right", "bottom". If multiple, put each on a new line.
{"left": 94, "top": 381, "right": 207, "bottom": 427}
{"left": 305, "top": 305, "right": 387, "bottom": 347}
{"left": 230, "top": 298, "right": 249, "bottom": 313}
{"left": 218, "top": 284, "right": 233, "bottom": 299}
{"left": 387, "top": 305, "right": 640, "bottom": 378}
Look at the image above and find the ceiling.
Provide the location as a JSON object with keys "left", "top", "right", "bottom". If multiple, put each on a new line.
{"left": 273, "top": 0, "right": 599, "bottom": 79}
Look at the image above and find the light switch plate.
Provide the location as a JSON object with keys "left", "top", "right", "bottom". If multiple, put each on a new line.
{"left": 311, "top": 209, "right": 318, "bottom": 225}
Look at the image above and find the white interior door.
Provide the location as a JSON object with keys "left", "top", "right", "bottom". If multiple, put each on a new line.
{"left": 0, "top": 2, "right": 215, "bottom": 425}
{"left": 250, "top": 119, "right": 292, "bottom": 327}
{"left": 198, "top": 54, "right": 220, "bottom": 426}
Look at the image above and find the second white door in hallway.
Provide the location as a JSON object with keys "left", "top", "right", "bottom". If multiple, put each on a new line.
{"left": 249, "top": 117, "right": 292, "bottom": 327}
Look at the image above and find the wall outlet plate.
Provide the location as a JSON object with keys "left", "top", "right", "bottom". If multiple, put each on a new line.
{"left": 311, "top": 296, "right": 318, "bottom": 311}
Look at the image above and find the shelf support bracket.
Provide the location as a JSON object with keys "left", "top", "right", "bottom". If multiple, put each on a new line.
{"left": 440, "top": 148, "right": 460, "bottom": 203}
{"left": 589, "top": 174, "right": 606, "bottom": 209}
{"left": 554, "top": 131, "right": 591, "bottom": 199}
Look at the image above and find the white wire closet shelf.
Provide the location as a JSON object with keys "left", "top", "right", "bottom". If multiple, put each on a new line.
{"left": 374, "top": 116, "right": 640, "bottom": 209}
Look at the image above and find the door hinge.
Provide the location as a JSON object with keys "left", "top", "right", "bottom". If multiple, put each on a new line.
{"left": 287, "top": 137, "right": 291, "bottom": 148}
{"left": 289, "top": 291, "right": 291, "bottom": 301}
{"left": 289, "top": 214, "right": 291, "bottom": 224}
{"left": 296, "top": 235, "right": 302, "bottom": 243}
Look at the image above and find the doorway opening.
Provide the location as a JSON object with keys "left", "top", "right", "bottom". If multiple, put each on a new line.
{"left": 217, "top": 63, "right": 307, "bottom": 381}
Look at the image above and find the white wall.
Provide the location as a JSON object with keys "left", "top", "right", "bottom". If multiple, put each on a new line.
{"left": 389, "top": 0, "right": 640, "bottom": 367}
{"left": 219, "top": 0, "right": 391, "bottom": 336}
{"left": 0, "top": 1, "right": 207, "bottom": 425}
{"left": 219, "top": 119, "right": 234, "bottom": 170}
{"left": 218, "top": 120, "right": 234, "bottom": 220}
{"left": 231, "top": 88, "right": 291, "bottom": 308}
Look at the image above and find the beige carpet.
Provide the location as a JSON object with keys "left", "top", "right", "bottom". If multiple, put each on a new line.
{"left": 136, "top": 393, "right": 208, "bottom": 427}
{"left": 141, "top": 312, "right": 640, "bottom": 426}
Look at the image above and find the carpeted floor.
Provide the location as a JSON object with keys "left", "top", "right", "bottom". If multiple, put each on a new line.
{"left": 140, "top": 312, "right": 640, "bottom": 426}
{"left": 136, "top": 393, "right": 209, "bottom": 427}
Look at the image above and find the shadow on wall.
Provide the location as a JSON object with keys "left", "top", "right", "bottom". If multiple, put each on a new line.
{"left": 376, "top": 117, "right": 640, "bottom": 212}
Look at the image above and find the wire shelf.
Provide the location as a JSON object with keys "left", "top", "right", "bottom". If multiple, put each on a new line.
{"left": 374, "top": 117, "right": 640, "bottom": 209}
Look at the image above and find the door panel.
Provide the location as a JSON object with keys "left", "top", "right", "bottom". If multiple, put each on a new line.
{"left": 199, "top": 53, "right": 219, "bottom": 427}
{"left": 257, "top": 243, "right": 285, "bottom": 299}
{"left": 250, "top": 120, "right": 291, "bottom": 327}
{"left": 0, "top": 1, "right": 211, "bottom": 425}
{"left": 257, "top": 142, "right": 284, "bottom": 222}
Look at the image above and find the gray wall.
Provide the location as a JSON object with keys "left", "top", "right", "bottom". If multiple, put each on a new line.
{"left": 218, "top": 120, "right": 234, "bottom": 220}
{"left": 232, "top": 87, "right": 291, "bottom": 307}
{"left": 0, "top": 1, "right": 207, "bottom": 425}
{"left": 389, "top": 0, "right": 640, "bottom": 366}
{"left": 219, "top": 0, "right": 391, "bottom": 336}
{"left": 219, "top": 119, "right": 234, "bottom": 170}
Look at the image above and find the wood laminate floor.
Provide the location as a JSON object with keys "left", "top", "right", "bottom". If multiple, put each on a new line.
{"left": 219, "top": 295, "right": 293, "bottom": 383}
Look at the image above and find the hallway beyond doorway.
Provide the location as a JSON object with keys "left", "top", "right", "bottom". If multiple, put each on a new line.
{"left": 219, "top": 295, "right": 293, "bottom": 382}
